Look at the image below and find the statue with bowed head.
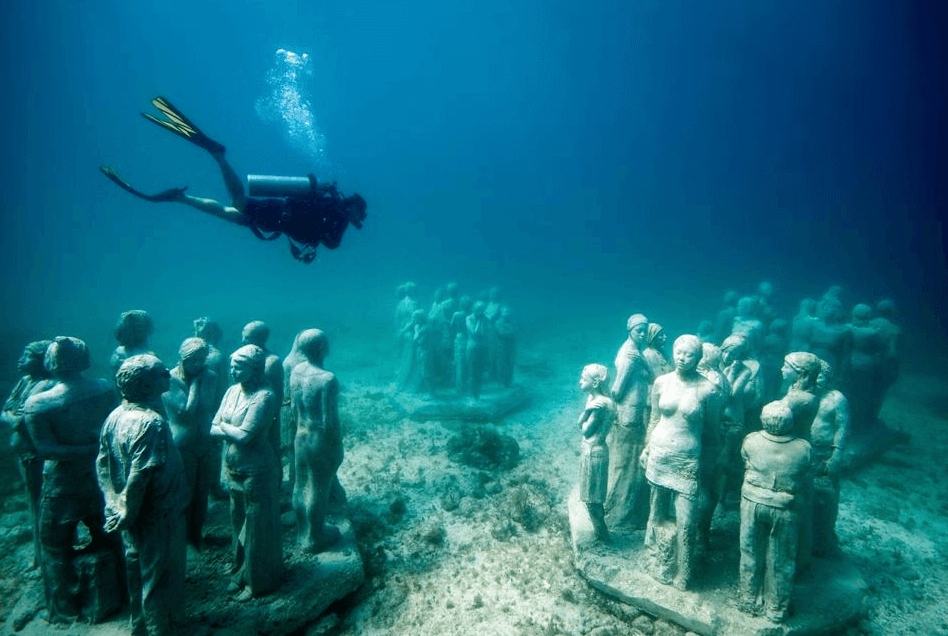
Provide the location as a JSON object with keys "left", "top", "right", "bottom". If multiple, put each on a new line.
{"left": 606, "top": 314, "right": 654, "bottom": 529}
{"left": 211, "top": 345, "right": 282, "bottom": 600}
{"left": 289, "top": 329, "right": 345, "bottom": 552}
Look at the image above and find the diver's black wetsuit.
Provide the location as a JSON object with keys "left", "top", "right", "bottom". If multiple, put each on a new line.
{"left": 243, "top": 196, "right": 348, "bottom": 249}
{"left": 241, "top": 184, "right": 366, "bottom": 261}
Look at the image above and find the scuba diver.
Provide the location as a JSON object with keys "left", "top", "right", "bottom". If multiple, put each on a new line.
{"left": 100, "top": 97, "right": 367, "bottom": 263}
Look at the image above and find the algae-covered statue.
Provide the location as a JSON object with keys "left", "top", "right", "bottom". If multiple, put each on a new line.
{"left": 241, "top": 320, "right": 284, "bottom": 485}
{"left": 289, "top": 329, "right": 344, "bottom": 552}
{"left": 193, "top": 316, "right": 228, "bottom": 386}
{"left": 739, "top": 400, "right": 812, "bottom": 623}
{"left": 577, "top": 364, "right": 617, "bottom": 544}
{"left": 843, "top": 303, "right": 884, "bottom": 432}
{"left": 211, "top": 345, "right": 282, "bottom": 600}
{"left": 494, "top": 305, "right": 516, "bottom": 388}
{"left": 110, "top": 310, "right": 156, "bottom": 377}
{"left": 811, "top": 360, "right": 850, "bottom": 558}
{"left": 779, "top": 352, "right": 822, "bottom": 439}
{"left": 643, "top": 323, "right": 672, "bottom": 378}
{"left": 805, "top": 297, "right": 853, "bottom": 384}
{"left": 23, "top": 337, "right": 118, "bottom": 623}
{"left": 605, "top": 314, "right": 654, "bottom": 529}
{"left": 465, "top": 302, "right": 489, "bottom": 398}
{"left": 163, "top": 337, "right": 221, "bottom": 549}
{"left": 730, "top": 296, "right": 765, "bottom": 356}
{"left": 98, "top": 354, "right": 189, "bottom": 636}
{"left": 2, "top": 340, "right": 55, "bottom": 568}
{"left": 641, "top": 334, "right": 720, "bottom": 590}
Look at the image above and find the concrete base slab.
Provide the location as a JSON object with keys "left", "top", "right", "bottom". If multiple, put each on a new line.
{"left": 394, "top": 385, "right": 530, "bottom": 423}
{"left": 568, "top": 488, "right": 866, "bottom": 636}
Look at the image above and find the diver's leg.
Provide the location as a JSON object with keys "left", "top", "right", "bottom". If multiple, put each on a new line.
{"left": 209, "top": 151, "right": 247, "bottom": 212}
{"left": 176, "top": 195, "right": 246, "bottom": 226}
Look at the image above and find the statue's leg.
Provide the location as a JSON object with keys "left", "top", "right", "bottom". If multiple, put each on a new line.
{"left": 673, "top": 492, "right": 698, "bottom": 590}
{"left": 765, "top": 508, "right": 798, "bottom": 622}
{"left": 293, "top": 437, "right": 314, "bottom": 548}
{"left": 122, "top": 529, "right": 146, "bottom": 636}
{"left": 738, "top": 498, "right": 763, "bottom": 612}
{"left": 21, "top": 456, "right": 43, "bottom": 569}
{"left": 38, "top": 497, "right": 79, "bottom": 622}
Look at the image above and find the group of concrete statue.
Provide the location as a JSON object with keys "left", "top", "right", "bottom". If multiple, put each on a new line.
{"left": 395, "top": 282, "right": 516, "bottom": 397}
{"left": 576, "top": 284, "right": 900, "bottom": 624}
{"left": 1, "top": 310, "right": 347, "bottom": 635}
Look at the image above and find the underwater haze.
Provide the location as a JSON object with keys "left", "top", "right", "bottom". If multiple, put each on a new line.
{"left": 0, "top": 0, "right": 945, "bottom": 376}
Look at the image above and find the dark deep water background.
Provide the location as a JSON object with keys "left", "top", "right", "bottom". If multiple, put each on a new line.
{"left": 0, "top": 0, "right": 945, "bottom": 382}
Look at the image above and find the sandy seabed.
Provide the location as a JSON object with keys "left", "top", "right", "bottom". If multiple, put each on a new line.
{"left": 1, "top": 317, "right": 947, "bottom": 636}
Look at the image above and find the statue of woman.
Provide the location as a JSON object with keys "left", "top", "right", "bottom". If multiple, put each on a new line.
{"left": 640, "top": 335, "right": 721, "bottom": 590}
{"left": 211, "top": 345, "right": 281, "bottom": 601}
{"left": 643, "top": 323, "right": 672, "bottom": 378}
{"left": 605, "top": 314, "right": 654, "bottom": 529}
{"left": 577, "top": 364, "right": 617, "bottom": 544}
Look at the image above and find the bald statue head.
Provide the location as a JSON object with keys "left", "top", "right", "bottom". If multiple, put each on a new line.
{"left": 241, "top": 321, "right": 270, "bottom": 347}
{"left": 297, "top": 329, "right": 329, "bottom": 367}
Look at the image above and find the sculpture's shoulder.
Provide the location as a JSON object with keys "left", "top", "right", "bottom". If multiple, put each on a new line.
{"left": 23, "top": 381, "right": 69, "bottom": 414}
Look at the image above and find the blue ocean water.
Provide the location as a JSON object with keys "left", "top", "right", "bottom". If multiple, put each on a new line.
{"left": 0, "top": 0, "right": 944, "bottom": 377}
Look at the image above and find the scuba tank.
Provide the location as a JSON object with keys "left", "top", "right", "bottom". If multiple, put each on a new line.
{"left": 247, "top": 174, "right": 315, "bottom": 198}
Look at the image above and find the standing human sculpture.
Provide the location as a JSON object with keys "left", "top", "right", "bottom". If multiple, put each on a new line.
{"left": 1, "top": 340, "right": 55, "bottom": 568}
{"left": 98, "top": 354, "right": 189, "bottom": 636}
{"left": 494, "top": 306, "right": 516, "bottom": 388}
{"left": 241, "top": 321, "right": 284, "bottom": 486}
{"left": 844, "top": 304, "right": 884, "bottom": 432}
{"left": 465, "top": 302, "right": 489, "bottom": 398}
{"left": 211, "top": 345, "right": 282, "bottom": 600}
{"left": 643, "top": 323, "right": 672, "bottom": 378}
{"left": 605, "top": 314, "right": 654, "bottom": 529}
{"left": 110, "top": 310, "right": 156, "bottom": 378}
{"left": 731, "top": 296, "right": 765, "bottom": 356}
{"left": 641, "top": 334, "right": 721, "bottom": 590}
{"left": 290, "top": 329, "right": 345, "bottom": 552}
{"left": 805, "top": 297, "right": 853, "bottom": 384}
{"left": 810, "top": 360, "right": 850, "bottom": 558}
{"left": 778, "top": 351, "right": 822, "bottom": 570}
{"left": 577, "top": 364, "right": 617, "bottom": 544}
{"left": 450, "top": 296, "right": 473, "bottom": 393}
{"left": 718, "top": 335, "right": 758, "bottom": 508}
{"left": 394, "top": 282, "right": 419, "bottom": 342}
{"left": 23, "top": 337, "right": 118, "bottom": 622}
{"left": 193, "top": 317, "right": 228, "bottom": 386}
{"left": 870, "top": 299, "right": 901, "bottom": 414}
{"left": 163, "top": 337, "right": 220, "bottom": 549}
{"left": 760, "top": 318, "right": 789, "bottom": 402}
{"left": 779, "top": 352, "right": 822, "bottom": 439}
{"left": 738, "top": 401, "right": 812, "bottom": 623}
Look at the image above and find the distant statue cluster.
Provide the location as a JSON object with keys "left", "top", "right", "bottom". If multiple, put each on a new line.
{"left": 576, "top": 282, "right": 901, "bottom": 623}
{"left": 1, "top": 310, "right": 348, "bottom": 634}
{"left": 394, "top": 282, "right": 516, "bottom": 398}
